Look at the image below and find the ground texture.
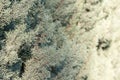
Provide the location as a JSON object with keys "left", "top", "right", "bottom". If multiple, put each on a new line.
{"left": 0, "top": 0, "right": 120, "bottom": 80}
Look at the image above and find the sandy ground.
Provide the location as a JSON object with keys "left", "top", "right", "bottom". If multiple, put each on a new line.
{"left": 76, "top": 0, "right": 120, "bottom": 80}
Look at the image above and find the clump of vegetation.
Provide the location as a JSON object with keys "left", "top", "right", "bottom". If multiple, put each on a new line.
{"left": 0, "top": 0, "right": 93, "bottom": 80}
